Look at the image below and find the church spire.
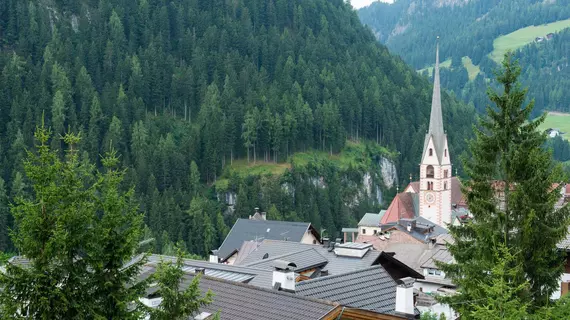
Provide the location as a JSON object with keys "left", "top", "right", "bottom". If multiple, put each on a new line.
{"left": 422, "top": 36, "right": 446, "bottom": 163}
{"left": 429, "top": 36, "right": 444, "bottom": 139}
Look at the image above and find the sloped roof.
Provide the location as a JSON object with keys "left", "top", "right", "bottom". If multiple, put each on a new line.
{"left": 392, "top": 217, "right": 448, "bottom": 243}
{"left": 358, "top": 213, "right": 382, "bottom": 227}
{"left": 296, "top": 266, "right": 397, "bottom": 314}
{"left": 233, "top": 241, "right": 261, "bottom": 265}
{"left": 244, "top": 248, "right": 328, "bottom": 272}
{"left": 405, "top": 181, "right": 420, "bottom": 193}
{"left": 236, "top": 240, "right": 382, "bottom": 276}
{"left": 141, "top": 262, "right": 339, "bottom": 320}
{"left": 218, "top": 219, "right": 314, "bottom": 261}
{"left": 450, "top": 177, "right": 466, "bottom": 206}
{"left": 381, "top": 243, "right": 430, "bottom": 272}
{"left": 381, "top": 192, "right": 417, "bottom": 224}
{"left": 147, "top": 255, "right": 274, "bottom": 288}
{"left": 420, "top": 248, "right": 453, "bottom": 269}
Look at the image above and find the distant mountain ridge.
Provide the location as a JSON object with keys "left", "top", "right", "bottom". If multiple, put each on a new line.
{"left": 358, "top": 0, "right": 570, "bottom": 114}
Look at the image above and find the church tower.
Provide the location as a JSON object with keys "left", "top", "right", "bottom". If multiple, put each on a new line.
{"left": 419, "top": 38, "right": 452, "bottom": 226}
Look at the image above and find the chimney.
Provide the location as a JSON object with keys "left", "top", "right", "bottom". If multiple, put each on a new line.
{"left": 209, "top": 249, "right": 219, "bottom": 263}
{"left": 395, "top": 277, "right": 415, "bottom": 316}
{"left": 272, "top": 260, "right": 297, "bottom": 292}
{"left": 322, "top": 237, "right": 330, "bottom": 247}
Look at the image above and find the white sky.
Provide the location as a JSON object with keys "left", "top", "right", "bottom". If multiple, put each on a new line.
{"left": 350, "top": 0, "right": 394, "bottom": 9}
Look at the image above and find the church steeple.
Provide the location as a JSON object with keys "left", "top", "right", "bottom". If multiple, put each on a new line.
{"left": 422, "top": 37, "right": 446, "bottom": 164}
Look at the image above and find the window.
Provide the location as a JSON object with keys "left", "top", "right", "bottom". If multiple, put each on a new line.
{"left": 429, "top": 148, "right": 433, "bottom": 156}
{"left": 444, "top": 182, "right": 447, "bottom": 190}
{"left": 427, "top": 268, "right": 442, "bottom": 276}
{"left": 362, "top": 228, "right": 366, "bottom": 234}
{"left": 313, "top": 240, "right": 317, "bottom": 244}
{"left": 373, "top": 230, "right": 377, "bottom": 235}
{"left": 426, "top": 165, "right": 434, "bottom": 178}
{"left": 428, "top": 269, "right": 435, "bottom": 275}
{"left": 427, "top": 182, "right": 433, "bottom": 190}
{"left": 444, "top": 170, "right": 448, "bottom": 178}
{"left": 444, "top": 149, "right": 447, "bottom": 157}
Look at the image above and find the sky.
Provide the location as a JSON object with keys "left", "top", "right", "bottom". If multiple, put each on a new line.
{"left": 350, "top": 0, "right": 394, "bottom": 10}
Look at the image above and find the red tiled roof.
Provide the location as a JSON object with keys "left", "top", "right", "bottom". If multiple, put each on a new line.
{"left": 405, "top": 182, "right": 420, "bottom": 193}
{"left": 381, "top": 192, "right": 416, "bottom": 224}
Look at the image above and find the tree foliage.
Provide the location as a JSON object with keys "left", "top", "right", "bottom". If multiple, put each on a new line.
{"left": 439, "top": 53, "right": 570, "bottom": 316}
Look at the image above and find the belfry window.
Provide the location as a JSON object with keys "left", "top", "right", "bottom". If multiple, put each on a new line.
{"left": 426, "top": 165, "right": 434, "bottom": 178}
{"left": 427, "top": 182, "right": 433, "bottom": 190}
{"left": 429, "top": 148, "right": 433, "bottom": 156}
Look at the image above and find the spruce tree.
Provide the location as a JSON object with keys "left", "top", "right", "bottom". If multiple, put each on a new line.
{"left": 144, "top": 253, "right": 217, "bottom": 320}
{"left": 440, "top": 53, "right": 570, "bottom": 315}
{"left": 90, "top": 148, "right": 147, "bottom": 319}
{"left": 0, "top": 126, "right": 97, "bottom": 318}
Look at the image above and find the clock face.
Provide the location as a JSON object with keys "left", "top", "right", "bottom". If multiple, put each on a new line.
{"left": 425, "top": 192, "right": 435, "bottom": 204}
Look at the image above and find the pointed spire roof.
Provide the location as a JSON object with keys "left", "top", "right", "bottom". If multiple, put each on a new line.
{"left": 423, "top": 37, "right": 447, "bottom": 164}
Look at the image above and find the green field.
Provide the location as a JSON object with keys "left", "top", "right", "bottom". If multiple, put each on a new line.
{"left": 536, "top": 112, "right": 570, "bottom": 141}
{"left": 214, "top": 140, "right": 393, "bottom": 190}
{"left": 462, "top": 56, "right": 480, "bottom": 81}
{"left": 418, "top": 56, "right": 480, "bottom": 80}
{"left": 418, "top": 58, "right": 451, "bottom": 74}
{"left": 489, "top": 19, "right": 570, "bottom": 63}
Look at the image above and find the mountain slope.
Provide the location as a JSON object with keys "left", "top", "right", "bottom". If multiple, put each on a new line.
{"left": 359, "top": 0, "right": 570, "bottom": 114}
{"left": 0, "top": 0, "right": 474, "bottom": 254}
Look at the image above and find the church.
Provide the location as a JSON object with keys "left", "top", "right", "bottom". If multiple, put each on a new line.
{"left": 376, "top": 40, "right": 467, "bottom": 229}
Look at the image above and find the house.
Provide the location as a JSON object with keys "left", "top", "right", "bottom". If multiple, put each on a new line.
{"left": 547, "top": 33, "right": 555, "bottom": 40}
{"left": 138, "top": 254, "right": 418, "bottom": 320}
{"left": 296, "top": 267, "right": 420, "bottom": 318}
{"left": 216, "top": 213, "right": 320, "bottom": 264}
{"left": 546, "top": 128, "right": 561, "bottom": 138}
{"left": 352, "top": 215, "right": 448, "bottom": 252}
{"left": 232, "top": 239, "right": 422, "bottom": 281}
{"left": 556, "top": 228, "right": 570, "bottom": 299}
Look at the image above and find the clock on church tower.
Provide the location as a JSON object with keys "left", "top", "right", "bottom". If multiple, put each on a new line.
{"left": 418, "top": 38, "right": 453, "bottom": 226}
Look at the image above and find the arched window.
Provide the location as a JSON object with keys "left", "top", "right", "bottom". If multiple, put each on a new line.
{"left": 444, "top": 149, "right": 447, "bottom": 157}
{"left": 427, "top": 182, "right": 433, "bottom": 190}
{"left": 426, "top": 165, "right": 434, "bottom": 178}
{"left": 429, "top": 148, "right": 433, "bottom": 156}
{"left": 444, "top": 170, "right": 448, "bottom": 178}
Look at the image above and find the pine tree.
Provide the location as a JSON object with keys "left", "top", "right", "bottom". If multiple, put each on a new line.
{"left": 144, "top": 252, "right": 217, "bottom": 320}
{"left": 0, "top": 126, "right": 97, "bottom": 318}
{"left": 439, "top": 53, "right": 570, "bottom": 315}
{"left": 90, "top": 148, "right": 147, "bottom": 319}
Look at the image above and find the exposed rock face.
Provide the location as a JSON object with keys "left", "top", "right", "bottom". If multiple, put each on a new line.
{"left": 380, "top": 156, "right": 398, "bottom": 189}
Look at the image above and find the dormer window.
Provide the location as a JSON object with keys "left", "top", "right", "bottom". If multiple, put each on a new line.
{"left": 429, "top": 148, "right": 433, "bottom": 156}
{"left": 426, "top": 165, "right": 434, "bottom": 178}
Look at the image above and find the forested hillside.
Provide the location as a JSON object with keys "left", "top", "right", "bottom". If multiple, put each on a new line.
{"left": 0, "top": 0, "right": 474, "bottom": 256}
{"left": 359, "top": 0, "right": 570, "bottom": 115}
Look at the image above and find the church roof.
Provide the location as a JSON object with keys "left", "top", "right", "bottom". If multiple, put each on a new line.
{"left": 381, "top": 192, "right": 418, "bottom": 225}
{"left": 422, "top": 38, "right": 447, "bottom": 164}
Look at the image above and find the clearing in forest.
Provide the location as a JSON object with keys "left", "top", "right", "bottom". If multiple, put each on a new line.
{"left": 489, "top": 19, "right": 570, "bottom": 63}
{"left": 537, "top": 111, "right": 570, "bottom": 141}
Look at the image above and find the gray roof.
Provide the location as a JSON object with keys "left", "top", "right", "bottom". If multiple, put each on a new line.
{"left": 142, "top": 263, "right": 339, "bottom": 320}
{"left": 423, "top": 39, "right": 446, "bottom": 164}
{"left": 147, "top": 255, "right": 274, "bottom": 288}
{"left": 421, "top": 248, "right": 453, "bottom": 269}
{"left": 245, "top": 248, "right": 328, "bottom": 272}
{"left": 358, "top": 213, "right": 381, "bottom": 227}
{"left": 296, "top": 266, "right": 397, "bottom": 314}
{"left": 217, "top": 219, "right": 313, "bottom": 261}
{"left": 236, "top": 240, "right": 382, "bottom": 276}
{"left": 382, "top": 243, "right": 431, "bottom": 272}
{"left": 392, "top": 216, "right": 448, "bottom": 243}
